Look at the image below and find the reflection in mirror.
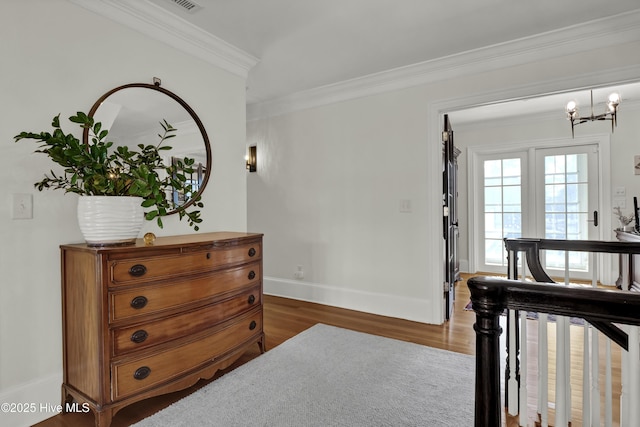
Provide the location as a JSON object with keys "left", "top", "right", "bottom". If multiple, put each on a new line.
{"left": 86, "top": 82, "right": 211, "bottom": 215}
{"left": 172, "top": 156, "right": 206, "bottom": 205}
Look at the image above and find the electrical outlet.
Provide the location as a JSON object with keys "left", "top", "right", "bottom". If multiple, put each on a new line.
{"left": 12, "top": 193, "right": 33, "bottom": 219}
{"left": 294, "top": 265, "right": 304, "bottom": 280}
{"left": 399, "top": 199, "right": 412, "bottom": 213}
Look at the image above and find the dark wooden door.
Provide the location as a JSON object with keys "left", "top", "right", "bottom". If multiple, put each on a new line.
{"left": 442, "top": 114, "right": 459, "bottom": 320}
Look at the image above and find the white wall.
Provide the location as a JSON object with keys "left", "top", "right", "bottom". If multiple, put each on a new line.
{"left": 247, "top": 39, "right": 640, "bottom": 325}
{"left": 247, "top": 88, "right": 432, "bottom": 321}
{"left": 0, "top": 1, "right": 248, "bottom": 425}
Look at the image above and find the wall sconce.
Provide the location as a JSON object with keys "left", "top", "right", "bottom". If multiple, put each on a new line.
{"left": 246, "top": 146, "right": 257, "bottom": 172}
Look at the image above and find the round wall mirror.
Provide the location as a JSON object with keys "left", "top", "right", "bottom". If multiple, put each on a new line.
{"left": 84, "top": 80, "right": 212, "bottom": 215}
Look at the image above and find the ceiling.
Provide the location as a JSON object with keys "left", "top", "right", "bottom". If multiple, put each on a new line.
{"left": 84, "top": 0, "right": 640, "bottom": 121}
{"left": 146, "top": 0, "right": 640, "bottom": 105}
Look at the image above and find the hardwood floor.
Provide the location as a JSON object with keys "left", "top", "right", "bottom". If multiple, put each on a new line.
{"left": 34, "top": 273, "right": 620, "bottom": 427}
{"left": 36, "top": 276, "right": 479, "bottom": 427}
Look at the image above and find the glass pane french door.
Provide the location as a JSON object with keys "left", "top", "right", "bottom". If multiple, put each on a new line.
{"left": 536, "top": 145, "right": 599, "bottom": 278}
{"left": 477, "top": 145, "right": 599, "bottom": 278}
{"left": 479, "top": 152, "right": 527, "bottom": 272}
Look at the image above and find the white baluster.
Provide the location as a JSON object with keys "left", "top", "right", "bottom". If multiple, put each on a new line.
{"left": 621, "top": 333, "right": 629, "bottom": 426}
{"left": 520, "top": 310, "right": 528, "bottom": 427}
{"left": 619, "top": 255, "right": 632, "bottom": 424}
{"left": 591, "top": 331, "right": 600, "bottom": 425}
{"left": 565, "top": 252, "right": 572, "bottom": 426}
{"left": 583, "top": 325, "right": 591, "bottom": 427}
{"left": 628, "top": 326, "right": 640, "bottom": 425}
{"left": 590, "top": 253, "right": 600, "bottom": 426}
{"left": 556, "top": 315, "right": 568, "bottom": 426}
{"left": 538, "top": 312, "right": 549, "bottom": 427}
{"left": 555, "top": 251, "right": 571, "bottom": 426}
{"left": 605, "top": 339, "right": 612, "bottom": 427}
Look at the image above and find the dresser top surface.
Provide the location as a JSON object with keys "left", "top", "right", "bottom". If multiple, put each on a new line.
{"left": 60, "top": 231, "right": 263, "bottom": 252}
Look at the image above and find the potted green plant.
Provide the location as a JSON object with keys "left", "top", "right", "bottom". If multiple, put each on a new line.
{"left": 14, "top": 112, "right": 204, "bottom": 245}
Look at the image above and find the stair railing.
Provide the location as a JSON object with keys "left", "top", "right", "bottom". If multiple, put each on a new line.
{"left": 468, "top": 275, "right": 640, "bottom": 427}
{"left": 473, "top": 238, "right": 640, "bottom": 426}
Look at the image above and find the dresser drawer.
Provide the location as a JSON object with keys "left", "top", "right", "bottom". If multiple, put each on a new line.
{"left": 110, "top": 262, "right": 260, "bottom": 322}
{"left": 112, "top": 285, "right": 261, "bottom": 356}
{"left": 111, "top": 309, "right": 262, "bottom": 399}
{"left": 109, "top": 242, "right": 261, "bottom": 286}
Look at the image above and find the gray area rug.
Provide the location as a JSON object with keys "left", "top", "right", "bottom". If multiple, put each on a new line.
{"left": 132, "top": 323, "right": 475, "bottom": 426}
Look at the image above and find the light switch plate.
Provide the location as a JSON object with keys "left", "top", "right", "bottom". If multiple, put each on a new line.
{"left": 12, "top": 193, "right": 33, "bottom": 219}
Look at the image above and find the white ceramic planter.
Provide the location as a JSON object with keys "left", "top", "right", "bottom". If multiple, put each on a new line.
{"left": 77, "top": 196, "right": 145, "bottom": 246}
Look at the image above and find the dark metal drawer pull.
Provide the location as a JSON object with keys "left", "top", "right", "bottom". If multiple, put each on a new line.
{"left": 249, "top": 320, "right": 257, "bottom": 330}
{"left": 248, "top": 270, "right": 256, "bottom": 280}
{"left": 248, "top": 248, "right": 256, "bottom": 257}
{"left": 248, "top": 295, "right": 256, "bottom": 305}
{"left": 133, "top": 366, "right": 151, "bottom": 380}
{"left": 128, "top": 264, "right": 147, "bottom": 277}
{"left": 130, "top": 296, "right": 148, "bottom": 309}
{"left": 130, "top": 330, "right": 148, "bottom": 343}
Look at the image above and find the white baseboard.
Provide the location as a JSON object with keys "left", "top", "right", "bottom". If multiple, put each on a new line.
{"left": 0, "top": 372, "right": 63, "bottom": 427}
{"left": 264, "top": 277, "right": 439, "bottom": 324}
{"left": 459, "top": 259, "right": 469, "bottom": 274}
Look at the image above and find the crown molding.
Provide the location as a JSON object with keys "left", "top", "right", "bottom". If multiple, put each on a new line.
{"left": 68, "top": 0, "right": 259, "bottom": 79}
{"left": 247, "top": 9, "right": 640, "bottom": 121}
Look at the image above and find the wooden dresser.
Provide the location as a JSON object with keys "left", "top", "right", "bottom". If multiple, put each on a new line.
{"left": 60, "top": 232, "right": 264, "bottom": 427}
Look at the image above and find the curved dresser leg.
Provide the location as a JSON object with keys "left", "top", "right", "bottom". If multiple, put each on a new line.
{"left": 258, "top": 333, "right": 267, "bottom": 353}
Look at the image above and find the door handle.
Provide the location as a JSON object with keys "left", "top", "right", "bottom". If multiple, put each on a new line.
{"left": 587, "top": 210, "right": 598, "bottom": 227}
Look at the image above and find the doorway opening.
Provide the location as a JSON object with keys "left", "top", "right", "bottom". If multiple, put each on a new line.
{"left": 430, "top": 77, "right": 638, "bottom": 323}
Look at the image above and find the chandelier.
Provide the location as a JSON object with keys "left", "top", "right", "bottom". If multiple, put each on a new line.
{"left": 565, "top": 90, "right": 620, "bottom": 137}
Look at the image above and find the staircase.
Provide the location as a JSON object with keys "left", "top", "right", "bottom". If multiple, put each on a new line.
{"left": 469, "top": 238, "right": 640, "bottom": 427}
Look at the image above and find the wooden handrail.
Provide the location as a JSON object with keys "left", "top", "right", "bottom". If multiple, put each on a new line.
{"left": 503, "top": 237, "right": 640, "bottom": 347}
{"left": 504, "top": 237, "right": 640, "bottom": 254}
{"left": 467, "top": 275, "right": 640, "bottom": 427}
{"left": 504, "top": 238, "right": 640, "bottom": 285}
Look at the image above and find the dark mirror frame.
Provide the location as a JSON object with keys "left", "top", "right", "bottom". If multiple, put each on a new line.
{"left": 84, "top": 81, "right": 212, "bottom": 216}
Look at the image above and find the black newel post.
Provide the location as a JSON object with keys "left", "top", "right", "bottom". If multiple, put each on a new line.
{"left": 467, "top": 277, "right": 505, "bottom": 427}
